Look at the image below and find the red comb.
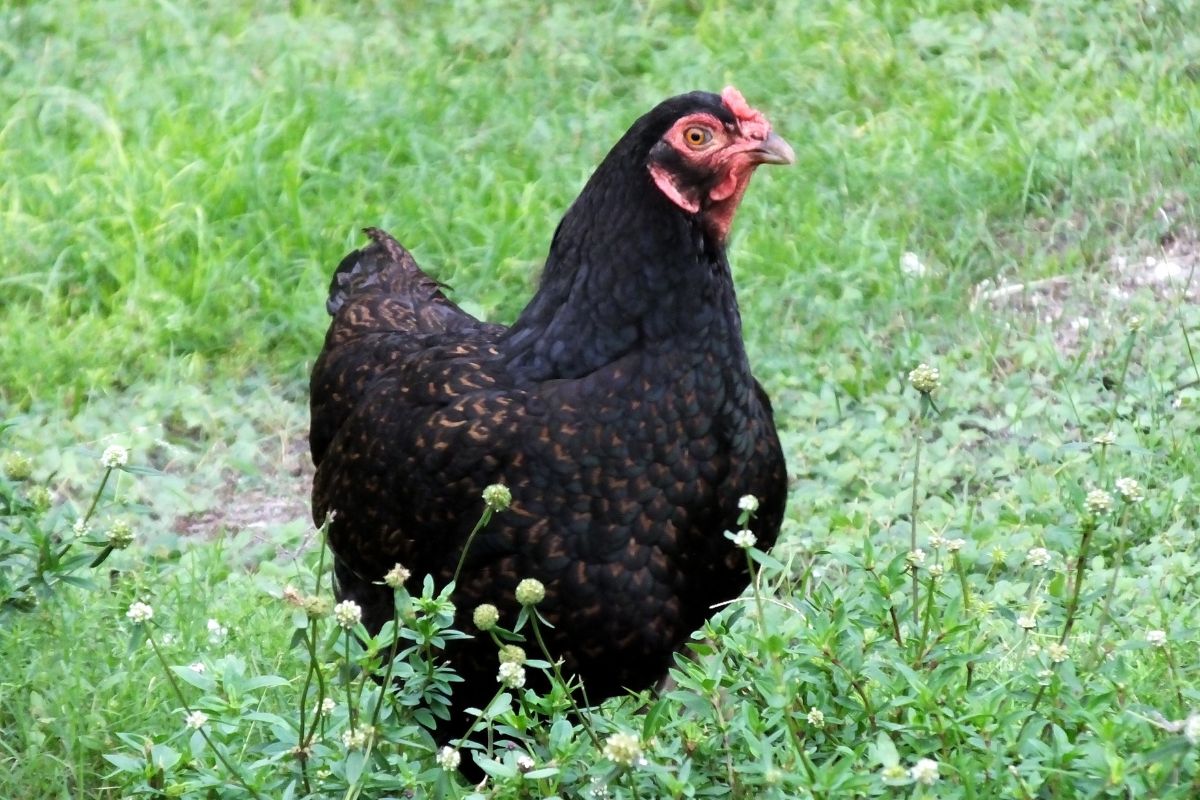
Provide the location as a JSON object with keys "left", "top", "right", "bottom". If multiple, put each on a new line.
{"left": 720, "top": 86, "right": 770, "bottom": 139}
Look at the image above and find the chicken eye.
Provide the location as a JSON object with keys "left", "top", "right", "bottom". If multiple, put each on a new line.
{"left": 683, "top": 126, "right": 712, "bottom": 148}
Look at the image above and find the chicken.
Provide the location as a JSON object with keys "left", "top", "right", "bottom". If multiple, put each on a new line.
{"left": 309, "top": 87, "right": 792, "bottom": 711}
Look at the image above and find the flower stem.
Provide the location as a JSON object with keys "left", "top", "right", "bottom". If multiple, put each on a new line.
{"left": 452, "top": 507, "right": 494, "bottom": 585}
{"left": 528, "top": 612, "right": 602, "bottom": 748}
{"left": 147, "top": 632, "right": 263, "bottom": 800}
{"left": 910, "top": 409, "right": 924, "bottom": 626}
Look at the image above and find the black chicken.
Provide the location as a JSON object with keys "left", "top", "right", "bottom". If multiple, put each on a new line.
{"left": 310, "top": 87, "right": 791, "bottom": 711}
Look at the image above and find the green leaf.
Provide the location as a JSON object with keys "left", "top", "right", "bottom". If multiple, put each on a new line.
{"left": 873, "top": 731, "right": 900, "bottom": 768}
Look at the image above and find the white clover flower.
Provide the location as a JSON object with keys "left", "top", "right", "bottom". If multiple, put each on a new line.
{"left": 515, "top": 578, "right": 545, "bottom": 606}
{"left": 880, "top": 764, "right": 909, "bottom": 786}
{"left": 1146, "top": 629, "right": 1167, "bottom": 647}
{"left": 1114, "top": 477, "right": 1144, "bottom": 503}
{"left": 341, "top": 726, "right": 373, "bottom": 750}
{"left": 498, "top": 660, "right": 526, "bottom": 689}
{"left": 1085, "top": 488, "right": 1113, "bottom": 514}
{"left": 1017, "top": 614, "right": 1037, "bottom": 631}
{"left": 482, "top": 483, "right": 512, "bottom": 512}
{"left": 1185, "top": 713, "right": 1200, "bottom": 745}
{"left": 499, "top": 645, "right": 526, "bottom": 665}
{"left": 126, "top": 601, "right": 154, "bottom": 624}
{"left": 333, "top": 600, "right": 362, "bottom": 629}
{"left": 900, "top": 251, "right": 927, "bottom": 277}
{"left": 1092, "top": 431, "right": 1116, "bottom": 447}
{"left": 731, "top": 529, "right": 757, "bottom": 549}
{"left": 946, "top": 538, "right": 966, "bottom": 553}
{"left": 1026, "top": 547, "right": 1051, "bottom": 568}
{"left": 473, "top": 604, "right": 500, "bottom": 631}
{"left": 206, "top": 618, "right": 229, "bottom": 643}
{"left": 738, "top": 494, "right": 759, "bottom": 513}
{"left": 437, "top": 745, "right": 461, "bottom": 771}
{"left": 927, "top": 563, "right": 944, "bottom": 578}
{"left": 908, "top": 363, "right": 941, "bottom": 394}
{"left": 2, "top": 451, "right": 32, "bottom": 481}
{"left": 910, "top": 758, "right": 939, "bottom": 785}
{"left": 1047, "top": 642, "right": 1069, "bottom": 663}
{"left": 906, "top": 548, "right": 927, "bottom": 567}
{"left": 188, "top": 661, "right": 206, "bottom": 674}
{"left": 100, "top": 445, "right": 130, "bottom": 469}
{"left": 184, "top": 710, "right": 208, "bottom": 729}
{"left": 602, "top": 731, "right": 644, "bottom": 766}
{"left": 383, "top": 563, "right": 411, "bottom": 588}
{"left": 107, "top": 519, "right": 135, "bottom": 549}
{"left": 806, "top": 708, "right": 825, "bottom": 728}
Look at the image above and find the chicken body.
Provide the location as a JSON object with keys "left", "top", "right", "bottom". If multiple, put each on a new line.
{"left": 310, "top": 89, "right": 790, "bottom": 710}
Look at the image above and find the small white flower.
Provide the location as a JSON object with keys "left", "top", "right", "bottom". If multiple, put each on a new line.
{"left": 184, "top": 710, "right": 208, "bottom": 729}
{"left": 927, "top": 563, "right": 944, "bottom": 578}
{"left": 72, "top": 519, "right": 91, "bottom": 539}
{"left": 341, "top": 726, "right": 372, "bottom": 750}
{"left": 1185, "top": 713, "right": 1200, "bottom": 745}
{"left": 1026, "top": 547, "right": 1051, "bottom": 568}
{"left": 900, "top": 251, "right": 927, "bottom": 277}
{"left": 126, "top": 601, "right": 154, "bottom": 624}
{"left": 910, "top": 757, "right": 939, "bottom": 785}
{"left": 1085, "top": 488, "right": 1112, "bottom": 515}
{"left": 107, "top": 519, "right": 135, "bottom": 549}
{"left": 602, "top": 731, "right": 643, "bottom": 766}
{"left": 731, "top": 529, "right": 757, "bottom": 549}
{"left": 482, "top": 483, "right": 512, "bottom": 512}
{"left": 1017, "top": 614, "right": 1037, "bottom": 631}
{"left": 880, "top": 764, "right": 909, "bottom": 785}
{"left": 498, "top": 661, "right": 526, "bottom": 689}
{"left": 333, "top": 600, "right": 362, "bottom": 629}
{"left": 515, "top": 578, "right": 545, "bottom": 606}
{"left": 436, "top": 745, "right": 461, "bottom": 771}
{"left": 1114, "top": 477, "right": 1144, "bottom": 503}
{"left": 206, "top": 618, "right": 229, "bottom": 643}
{"left": 738, "top": 494, "right": 759, "bottom": 513}
{"left": 320, "top": 697, "right": 336, "bottom": 715}
{"left": 1047, "top": 642, "right": 1069, "bottom": 663}
{"left": 100, "top": 445, "right": 129, "bottom": 469}
{"left": 516, "top": 753, "right": 535, "bottom": 772}
{"left": 908, "top": 363, "right": 941, "bottom": 394}
{"left": 1146, "top": 629, "right": 1167, "bottom": 647}
{"left": 946, "top": 538, "right": 966, "bottom": 553}
{"left": 906, "top": 548, "right": 927, "bottom": 567}
{"left": 927, "top": 533, "right": 945, "bottom": 549}
{"left": 383, "top": 563, "right": 411, "bottom": 589}
{"left": 1037, "top": 668, "right": 1055, "bottom": 686}
{"left": 1092, "top": 431, "right": 1116, "bottom": 447}
{"left": 806, "top": 708, "right": 825, "bottom": 728}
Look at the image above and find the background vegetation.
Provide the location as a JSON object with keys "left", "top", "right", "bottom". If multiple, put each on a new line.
{"left": 2, "top": 0, "right": 1199, "bottom": 797}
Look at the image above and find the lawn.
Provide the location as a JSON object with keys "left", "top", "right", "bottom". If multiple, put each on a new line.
{"left": 2, "top": 0, "right": 1199, "bottom": 797}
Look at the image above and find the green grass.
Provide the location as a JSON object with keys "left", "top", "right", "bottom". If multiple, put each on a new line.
{"left": 2, "top": 0, "right": 1200, "bottom": 797}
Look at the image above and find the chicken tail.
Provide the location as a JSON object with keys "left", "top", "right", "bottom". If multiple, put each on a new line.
{"left": 325, "top": 227, "right": 436, "bottom": 316}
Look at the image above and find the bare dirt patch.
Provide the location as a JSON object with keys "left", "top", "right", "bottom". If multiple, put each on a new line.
{"left": 971, "top": 223, "right": 1199, "bottom": 355}
{"left": 171, "top": 432, "right": 317, "bottom": 557}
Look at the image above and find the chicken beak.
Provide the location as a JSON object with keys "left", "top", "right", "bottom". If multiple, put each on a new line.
{"left": 750, "top": 132, "right": 795, "bottom": 166}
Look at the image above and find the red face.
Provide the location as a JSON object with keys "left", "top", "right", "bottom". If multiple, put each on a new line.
{"left": 649, "top": 87, "right": 794, "bottom": 241}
